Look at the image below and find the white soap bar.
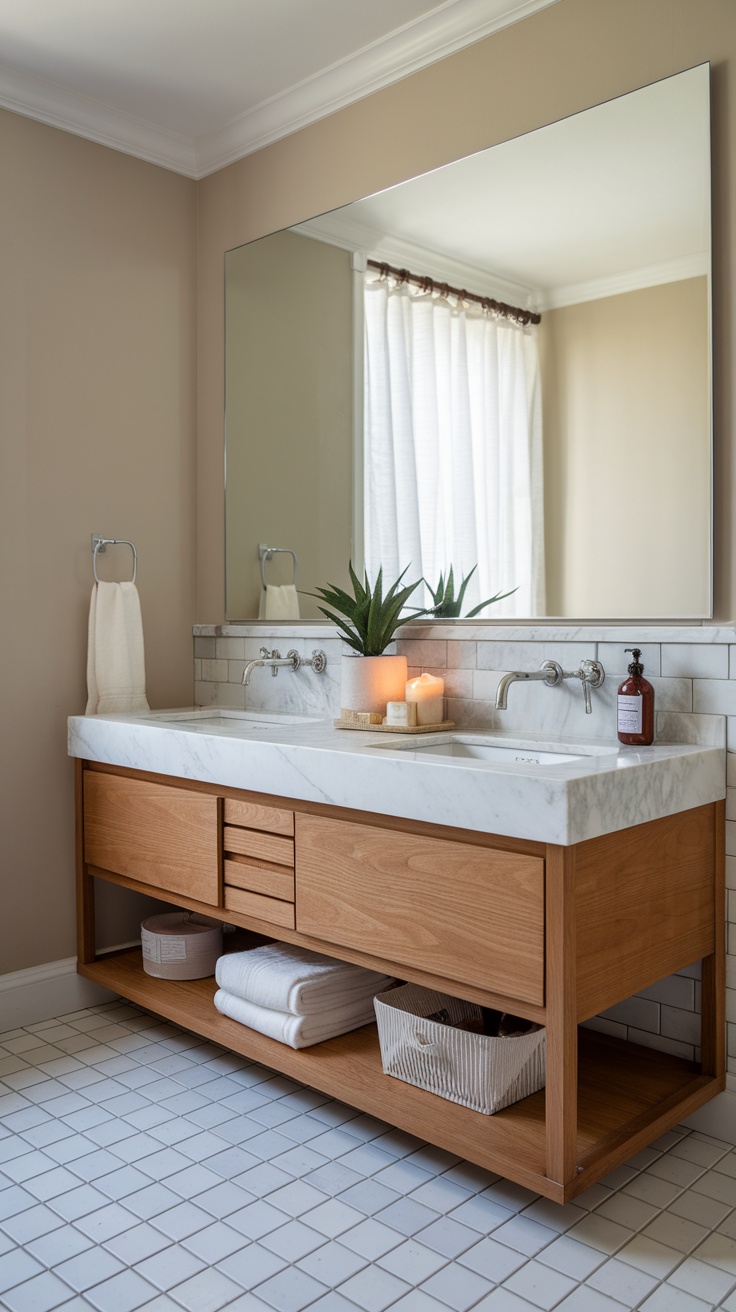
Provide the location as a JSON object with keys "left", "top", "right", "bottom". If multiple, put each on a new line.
{"left": 384, "top": 700, "right": 418, "bottom": 727}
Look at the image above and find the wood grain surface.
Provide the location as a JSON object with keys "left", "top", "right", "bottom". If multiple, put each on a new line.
{"left": 295, "top": 814, "right": 545, "bottom": 1003}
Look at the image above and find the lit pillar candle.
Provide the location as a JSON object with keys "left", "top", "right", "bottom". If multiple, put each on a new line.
{"left": 406, "top": 673, "right": 445, "bottom": 726}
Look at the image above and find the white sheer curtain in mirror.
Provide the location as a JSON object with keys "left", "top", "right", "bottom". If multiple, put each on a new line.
{"left": 363, "top": 274, "right": 545, "bottom": 616}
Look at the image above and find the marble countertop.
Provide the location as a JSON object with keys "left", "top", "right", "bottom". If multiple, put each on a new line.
{"left": 68, "top": 710, "right": 725, "bottom": 846}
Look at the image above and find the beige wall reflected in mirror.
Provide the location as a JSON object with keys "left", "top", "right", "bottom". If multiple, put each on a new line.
{"left": 225, "top": 63, "right": 711, "bottom": 622}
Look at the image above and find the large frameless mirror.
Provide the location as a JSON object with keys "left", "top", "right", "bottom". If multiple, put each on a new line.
{"left": 225, "top": 64, "right": 711, "bottom": 622}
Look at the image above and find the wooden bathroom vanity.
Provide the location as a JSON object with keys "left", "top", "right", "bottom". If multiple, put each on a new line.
{"left": 75, "top": 757, "right": 725, "bottom": 1204}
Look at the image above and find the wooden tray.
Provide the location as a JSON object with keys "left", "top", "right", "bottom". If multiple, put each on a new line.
{"left": 333, "top": 719, "right": 455, "bottom": 734}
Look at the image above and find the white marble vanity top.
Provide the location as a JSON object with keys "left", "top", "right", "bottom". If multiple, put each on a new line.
{"left": 68, "top": 710, "right": 725, "bottom": 846}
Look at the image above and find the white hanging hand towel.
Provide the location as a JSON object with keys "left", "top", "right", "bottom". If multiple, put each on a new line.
{"left": 86, "top": 580, "right": 149, "bottom": 715}
{"left": 258, "top": 584, "right": 300, "bottom": 620}
{"left": 213, "top": 988, "right": 378, "bottom": 1048}
{"left": 215, "top": 942, "right": 393, "bottom": 1016}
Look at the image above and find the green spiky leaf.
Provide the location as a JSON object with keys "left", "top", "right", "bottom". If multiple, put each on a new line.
{"left": 304, "top": 563, "right": 421, "bottom": 655}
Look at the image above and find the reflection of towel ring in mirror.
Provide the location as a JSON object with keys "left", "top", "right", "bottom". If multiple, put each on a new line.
{"left": 258, "top": 543, "right": 297, "bottom": 590}
{"left": 91, "top": 534, "right": 137, "bottom": 584}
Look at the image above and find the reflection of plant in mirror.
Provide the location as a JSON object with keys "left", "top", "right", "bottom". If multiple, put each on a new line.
{"left": 307, "top": 564, "right": 421, "bottom": 656}
{"left": 417, "top": 565, "right": 518, "bottom": 619}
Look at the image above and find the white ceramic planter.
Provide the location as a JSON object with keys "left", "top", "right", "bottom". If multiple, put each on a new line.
{"left": 340, "top": 654, "right": 408, "bottom": 716}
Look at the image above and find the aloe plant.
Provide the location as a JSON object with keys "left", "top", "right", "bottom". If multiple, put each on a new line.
{"left": 307, "top": 564, "right": 421, "bottom": 656}
{"left": 417, "top": 565, "right": 518, "bottom": 619}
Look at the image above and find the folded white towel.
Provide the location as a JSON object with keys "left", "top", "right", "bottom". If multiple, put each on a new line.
{"left": 215, "top": 943, "right": 393, "bottom": 1016}
{"left": 85, "top": 581, "right": 149, "bottom": 715}
{"left": 258, "top": 584, "right": 300, "bottom": 620}
{"left": 214, "top": 988, "right": 377, "bottom": 1049}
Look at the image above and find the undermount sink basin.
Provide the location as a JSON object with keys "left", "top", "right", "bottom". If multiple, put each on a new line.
{"left": 145, "top": 709, "right": 324, "bottom": 726}
{"left": 367, "top": 733, "right": 618, "bottom": 767}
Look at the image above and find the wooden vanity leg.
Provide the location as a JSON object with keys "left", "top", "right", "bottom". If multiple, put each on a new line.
{"left": 700, "top": 799, "right": 726, "bottom": 1080}
{"left": 75, "top": 760, "right": 96, "bottom": 965}
{"left": 545, "top": 844, "right": 578, "bottom": 1189}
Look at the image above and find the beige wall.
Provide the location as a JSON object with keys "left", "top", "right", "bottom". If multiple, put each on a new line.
{"left": 225, "top": 230, "right": 353, "bottom": 618}
{"left": 541, "top": 278, "right": 710, "bottom": 616}
{"left": 0, "top": 111, "right": 198, "bottom": 973}
{"left": 197, "top": 0, "right": 736, "bottom": 624}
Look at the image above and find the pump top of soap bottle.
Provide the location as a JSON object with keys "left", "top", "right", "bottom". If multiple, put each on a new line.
{"left": 625, "top": 648, "right": 644, "bottom": 676}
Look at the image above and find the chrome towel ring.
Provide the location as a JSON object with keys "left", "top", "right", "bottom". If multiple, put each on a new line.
{"left": 91, "top": 534, "right": 137, "bottom": 585}
{"left": 258, "top": 543, "right": 297, "bottom": 589}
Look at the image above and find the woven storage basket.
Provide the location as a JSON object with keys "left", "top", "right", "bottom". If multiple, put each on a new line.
{"left": 374, "top": 982, "right": 546, "bottom": 1115}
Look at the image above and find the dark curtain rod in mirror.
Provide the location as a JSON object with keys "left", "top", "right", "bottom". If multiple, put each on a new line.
{"left": 366, "top": 259, "right": 542, "bottom": 327}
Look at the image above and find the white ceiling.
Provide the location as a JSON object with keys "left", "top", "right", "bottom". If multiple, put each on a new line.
{"left": 0, "top": 0, "right": 558, "bottom": 177}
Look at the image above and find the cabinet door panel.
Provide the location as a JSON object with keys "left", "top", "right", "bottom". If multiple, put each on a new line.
{"left": 296, "top": 815, "right": 545, "bottom": 1004}
{"left": 84, "top": 772, "right": 219, "bottom": 904}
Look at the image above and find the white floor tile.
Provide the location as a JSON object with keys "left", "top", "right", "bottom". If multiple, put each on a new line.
{"left": 168, "top": 1268, "right": 243, "bottom": 1312}
{"left": 133, "top": 1243, "right": 205, "bottom": 1290}
{"left": 377, "top": 1237, "right": 447, "bottom": 1284}
{"left": 85, "top": 1268, "right": 159, "bottom": 1312}
{"left": 53, "top": 1246, "right": 124, "bottom": 1292}
{"left": 585, "top": 1255, "right": 659, "bottom": 1305}
{"left": 458, "top": 1236, "right": 527, "bottom": 1283}
{"left": 638, "top": 1285, "right": 713, "bottom": 1311}
{"left": 616, "top": 1233, "right": 683, "bottom": 1277}
{"left": 502, "top": 1256, "right": 578, "bottom": 1309}
{"left": 419, "top": 1261, "right": 492, "bottom": 1311}
{"left": 0, "top": 1269, "right": 74, "bottom": 1312}
{"left": 297, "top": 1238, "right": 368, "bottom": 1286}
{"left": 668, "top": 1253, "right": 736, "bottom": 1303}
{"left": 259, "top": 1219, "right": 327, "bottom": 1263}
{"left": 4, "top": 1003, "right": 736, "bottom": 1312}
{"left": 336, "top": 1264, "right": 411, "bottom": 1312}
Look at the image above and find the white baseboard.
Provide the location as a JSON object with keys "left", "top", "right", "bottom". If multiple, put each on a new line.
{"left": 0, "top": 956, "right": 118, "bottom": 1031}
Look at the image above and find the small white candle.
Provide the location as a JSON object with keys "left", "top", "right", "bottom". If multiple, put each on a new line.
{"left": 406, "top": 673, "right": 445, "bottom": 726}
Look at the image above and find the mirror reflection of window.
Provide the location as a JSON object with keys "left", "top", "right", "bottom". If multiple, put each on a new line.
{"left": 363, "top": 266, "right": 544, "bottom": 617}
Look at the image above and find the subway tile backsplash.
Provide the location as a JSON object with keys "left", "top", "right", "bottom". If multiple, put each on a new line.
{"left": 194, "top": 622, "right": 736, "bottom": 1080}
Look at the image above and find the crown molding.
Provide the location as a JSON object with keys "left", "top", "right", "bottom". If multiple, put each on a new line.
{"left": 194, "top": 0, "right": 559, "bottom": 177}
{"left": 0, "top": 0, "right": 558, "bottom": 179}
{"left": 539, "top": 251, "right": 710, "bottom": 310}
{"left": 0, "top": 60, "right": 197, "bottom": 176}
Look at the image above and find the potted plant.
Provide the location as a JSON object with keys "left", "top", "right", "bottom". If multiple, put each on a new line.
{"left": 308, "top": 564, "right": 420, "bottom": 714}
{"left": 417, "top": 565, "right": 517, "bottom": 619}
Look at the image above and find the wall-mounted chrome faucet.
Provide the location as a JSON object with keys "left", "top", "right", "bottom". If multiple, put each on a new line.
{"left": 242, "top": 647, "right": 327, "bottom": 687}
{"left": 495, "top": 659, "right": 605, "bottom": 714}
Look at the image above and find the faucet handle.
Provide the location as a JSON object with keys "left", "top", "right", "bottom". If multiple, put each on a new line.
{"left": 579, "top": 659, "right": 605, "bottom": 714}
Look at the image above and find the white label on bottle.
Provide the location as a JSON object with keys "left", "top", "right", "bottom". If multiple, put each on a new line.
{"left": 618, "top": 694, "right": 643, "bottom": 734}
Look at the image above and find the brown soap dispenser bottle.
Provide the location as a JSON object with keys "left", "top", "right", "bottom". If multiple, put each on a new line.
{"left": 617, "top": 647, "right": 655, "bottom": 745}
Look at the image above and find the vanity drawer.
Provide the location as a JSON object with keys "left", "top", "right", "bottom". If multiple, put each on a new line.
{"left": 224, "top": 885, "right": 296, "bottom": 929}
{"left": 224, "top": 858, "right": 295, "bottom": 902}
{"left": 223, "top": 799, "right": 294, "bottom": 836}
{"left": 83, "top": 771, "right": 219, "bottom": 904}
{"left": 295, "top": 815, "right": 545, "bottom": 1004}
{"left": 223, "top": 825, "right": 294, "bottom": 866}
{"left": 223, "top": 805, "right": 295, "bottom": 930}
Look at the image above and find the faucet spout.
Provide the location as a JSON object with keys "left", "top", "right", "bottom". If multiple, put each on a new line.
{"left": 242, "top": 647, "right": 296, "bottom": 686}
{"left": 494, "top": 662, "right": 562, "bottom": 710}
{"left": 494, "top": 659, "right": 605, "bottom": 713}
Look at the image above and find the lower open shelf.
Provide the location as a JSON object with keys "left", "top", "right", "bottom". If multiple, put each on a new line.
{"left": 80, "top": 947, "right": 720, "bottom": 1203}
